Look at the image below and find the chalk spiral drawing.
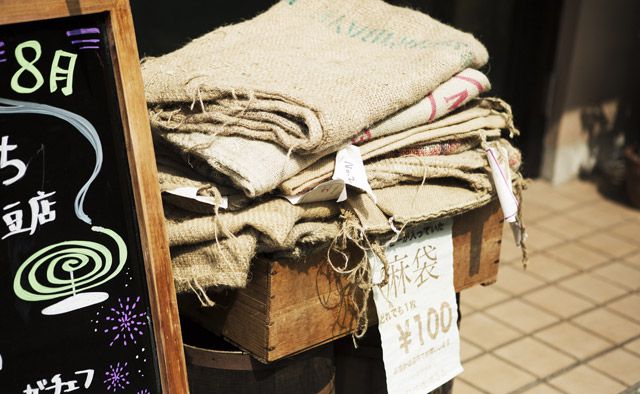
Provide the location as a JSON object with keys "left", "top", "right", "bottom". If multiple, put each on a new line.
{"left": 0, "top": 97, "right": 128, "bottom": 315}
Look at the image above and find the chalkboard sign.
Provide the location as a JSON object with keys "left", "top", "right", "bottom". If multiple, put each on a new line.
{"left": 0, "top": 1, "right": 188, "bottom": 393}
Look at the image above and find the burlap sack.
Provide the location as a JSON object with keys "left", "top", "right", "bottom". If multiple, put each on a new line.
{"left": 281, "top": 99, "right": 513, "bottom": 195}
{"left": 171, "top": 220, "right": 340, "bottom": 292}
{"left": 367, "top": 149, "right": 491, "bottom": 191}
{"left": 351, "top": 68, "right": 490, "bottom": 144}
{"left": 165, "top": 198, "right": 339, "bottom": 248}
{"left": 143, "top": 0, "right": 488, "bottom": 155}
{"left": 347, "top": 182, "right": 490, "bottom": 235}
{"left": 368, "top": 138, "right": 522, "bottom": 190}
{"left": 165, "top": 196, "right": 340, "bottom": 292}
{"left": 152, "top": 71, "right": 491, "bottom": 198}
{"left": 171, "top": 231, "right": 258, "bottom": 292}
{"left": 156, "top": 146, "right": 252, "bottom": 212}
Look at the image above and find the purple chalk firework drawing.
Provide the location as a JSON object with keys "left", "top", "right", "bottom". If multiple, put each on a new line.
{"left": 103, "top": 296, "right": 147, "bottom": 347}
{"left": 104, "top": 362, "right": 130, "bottom": 392}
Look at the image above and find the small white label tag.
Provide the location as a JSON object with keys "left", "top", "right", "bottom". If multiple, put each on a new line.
{"left": 333, "top": 145, "right": 377, "bottom": 203}
{"left": 282, "top": 145, "right": 376, "bottom": 205}
{"left": 282, "top": 179, "right": 345, "bottom": 204}
{"left": 486, "top": 146, "right": 518, "bottom": 223}
{"left": 165, "top": 187, "right": 228, "bottom": 209}
{"left": 370, "top": 218, "right": 462, "bottom": 394}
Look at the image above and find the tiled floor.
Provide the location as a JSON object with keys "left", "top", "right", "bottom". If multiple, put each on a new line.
{"left": 456, "top": 179, "right": 640, "bottom": 394}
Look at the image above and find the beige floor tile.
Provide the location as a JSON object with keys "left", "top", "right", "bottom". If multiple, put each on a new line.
{"left": 572, "top": 307, "right": 640, "bottom": 343}
{"left": 460, "top": 339, "right": 483, "bottom": 362}
{"left": 459, "top": 284, "right": 509, "bottom": 310}
{"left": 606, "top": 293, "right": 640, "bottom": 323}
{"left": 558, "top": 273, "right": 627, "bottom": 304}
{"left": 459, "top": 312, "right": 521, "bottom": 350}
{"left": 524, "top": 285, "right": 594, "bottom": 318}
{"left": 494, "top": 265, "right": 546, "bottom": 295}
{"left": 548, "top": 365, "right": 626, "bottom": 394}
{"left": 624, "top": 337, "right": 640, "bottom": 356}
{"left": 593, "top": 262, "right": 640, "bottom": 290}
{"left": 589, "top": 348, "right": 640, "bottom": 386}
{"left": 500, "top": 234, "right": 524, "bottom": 263}
{"left": 534, "top": 215, "right": 596, "bottom": 240}
{"left": 565, "top": 205, "right": 627, "bottom": 229}
{"left": 624, "top": 251, "right": 640, "bottom": 269}
{"left": 520, "top": 383, "right": 564, "bottom": 394}
{"left": 522, "top": 223, "right": 565, "bottom": 253}
{"left": 459, "top": 354, "right": 535, "bottom": 394}
{"left": 591, "top": 199, "right": 640, "bottom": 221}
{"left": 522, "top": 201, "right": 555, "bottom": 223}
{"left": 459, "top": 298, "right": 476, "bottom": 318}
{"left": 453, "top": 379, "right": 485, "bottom": 394}
{"left": 554, "top": 179, "right": 599, "bottom": 202}
{"left": 611, "top": 220, "right": 640, "bottom": 243}
{"left": 524, "top": 253, "right": 579, "bottom": 282}
{"left": 578, "top": 233, "right": 639, "bottom": 258}
{"left": 494, "top": 337, "right": 574, "bottom": 378}
{"left": 486, "top": 299, "right": 558, "bottom": 332}
{"left": 525, "top": 183, "right": 580, "bottom": 211}
{"left": 546, "top": 242, "right": 611, "bottom": 270}
{"left": 534, "top": 322, "right": 612, "bottom": 359}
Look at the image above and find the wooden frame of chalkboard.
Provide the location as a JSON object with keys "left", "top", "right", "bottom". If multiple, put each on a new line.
{"left": 0, "top": 1, "right": 188, "bottom": 393}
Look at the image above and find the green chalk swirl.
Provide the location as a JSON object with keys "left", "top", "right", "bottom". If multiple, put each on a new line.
{"left": 13, "top": 226, "right": 127, "bottom": 301}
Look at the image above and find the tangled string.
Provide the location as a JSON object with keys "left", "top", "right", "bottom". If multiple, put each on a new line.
{"left": 13, "top": 226, "right": 127, "bottom": 301}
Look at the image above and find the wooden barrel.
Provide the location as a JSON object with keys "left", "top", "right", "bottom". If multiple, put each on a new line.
{"left": 185, "top": 343, "right": 335, "bottom": 394}
{"left": 181, "top": 316, "right": 335, "bottom": 394}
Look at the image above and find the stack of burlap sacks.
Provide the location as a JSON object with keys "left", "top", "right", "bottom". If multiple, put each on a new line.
{"left": 142, "top": 0, "right": 526, "bottom": 315}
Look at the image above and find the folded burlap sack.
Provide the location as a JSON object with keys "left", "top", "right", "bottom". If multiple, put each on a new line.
{"left": 171, "top": 220, "right": 340, "bottom": 293}
{"left": 367, "top": 149, "right": 491, "bottom": 191}
{"left": 155, "top": 142, "right": 252, "bottom": 212}
{"left": 143, "top": 0, "right": 488, "bottom": 156}
{"left": 350, "top": 68, "right": 490, "bottom": 144}
{"left": 281, "top": 98, "right": 513, "bottom": 195}
{"left": 164, "top": 197, "right": 341, "bottom": 293}
{"left": 151, "top": 71, "right": 491, "bottom": 198}
{"left": 367, "top": 137, "right": 522, "bottom": 190}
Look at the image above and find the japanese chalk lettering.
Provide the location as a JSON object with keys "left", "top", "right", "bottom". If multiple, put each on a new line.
{"left": 2, "top": 191, "right": 57, "bottom": 239}
{"left": 22, "top": 369, "right": 94, "bottom": 394}
{"left": 0, "top": 135, "right": 26, "bottom": 185}
{"left": 10, "top": 40, "right": 77, "bottom": 96}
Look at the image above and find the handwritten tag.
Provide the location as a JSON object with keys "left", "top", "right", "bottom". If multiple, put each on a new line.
{"left": 282, "top": 145, "right": 375, "bottom": 205}
{"left": 486, "top": 146, "right": 518, "bottom": 222}
{"left": 485, "top": 145, "right": 525, "bottom": 245}
{"left": 164, "top": 187, "right": 228, "bottom": 209}
{"left": 370, "top": 218, "right": 462, "bottom": 394}
{"left": 282, "top": 179, "right": 345, "bottom": 204}
{"left": 332, "top": 145, "right": 377, "bottom": 203}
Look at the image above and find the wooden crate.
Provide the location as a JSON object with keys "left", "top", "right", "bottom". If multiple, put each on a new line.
{"left": 181, "top": 199, "right": 503, "bottom": 363}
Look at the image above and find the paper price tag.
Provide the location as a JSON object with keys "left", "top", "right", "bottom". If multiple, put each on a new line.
{"left": 282, "top": 145, "right": 375, "bottom": 205}
{"left": 486, "top": 146, "right": 518, "bottom": 222}
{"left": 485, "top": 145, "right": 526, "bottom": 245}
{"left": 333, "top": 144, "right": 377, "bottom": 203}
{"left": 164, "top": 187, "right": 228, "bottom": 209}
{"left": 370, "top": 218, "right": 462, "bottom": 394}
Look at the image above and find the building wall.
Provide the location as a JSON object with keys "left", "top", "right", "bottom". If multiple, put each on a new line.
{"left": 541, "top": 0, "right": 639, "bottom": 184}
